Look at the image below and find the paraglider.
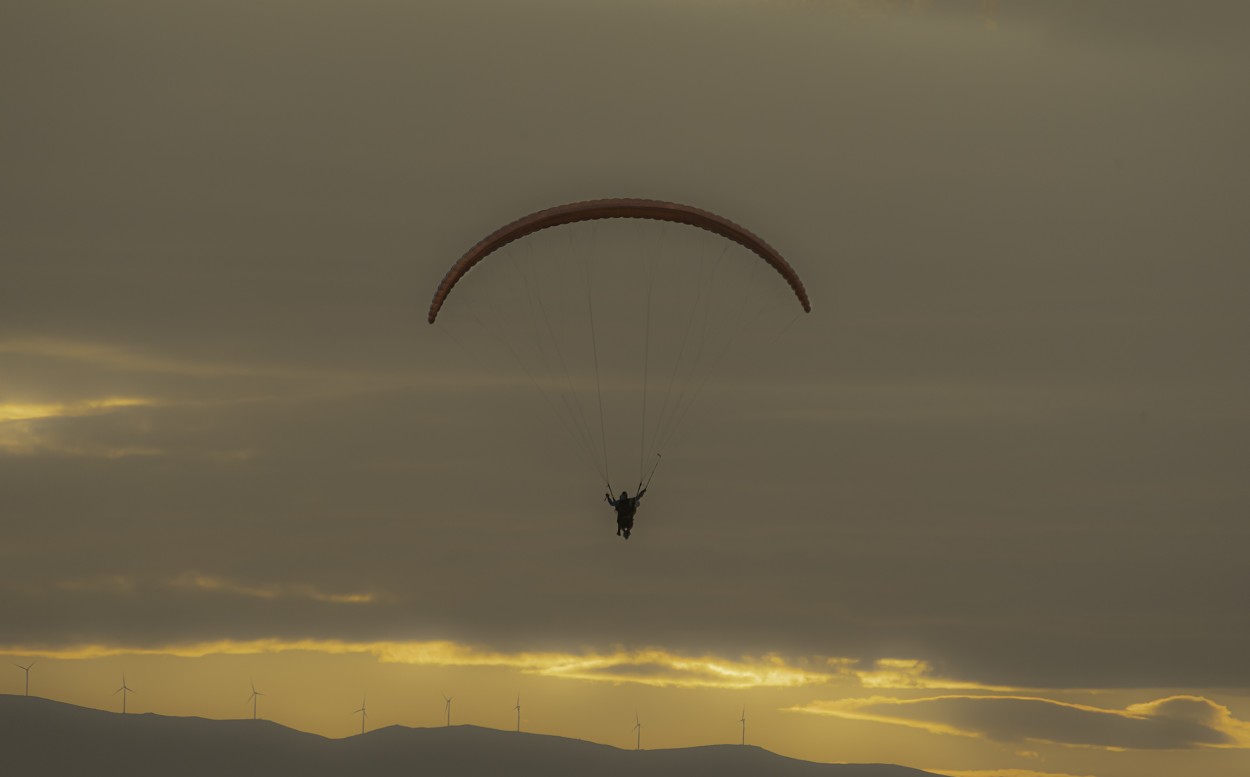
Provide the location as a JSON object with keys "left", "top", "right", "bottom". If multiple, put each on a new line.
{"left": 606, "top": 488, "right": 647, "bottom": 540}
{"left": 428, "top": 198, "right": 809, "bottom": 540}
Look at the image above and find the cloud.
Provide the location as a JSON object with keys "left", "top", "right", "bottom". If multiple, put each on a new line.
{"left": 0, "top": 337, "right": 297, "bottom": 380}
{"left": 0, "top": 397, "right": 153, "bottom": 423}
{"left": 854, "top": 658, "right": 1020, "bottom": 692}
{"left": 167, "top": 574, "right": 376, "bottom": 605}
{"left": 0, "top": 396, "right": 165, "bottom": 457}
{"left": 790, "top": 694, "right": 1250, "bottom": 750}
{"left": 4, "top": 0, "right": 1250, "bottom": 702}
{"left": 0, "top": 639, "right": 832, "bottom": 689}
{"left": 529, "top": 648, "right": 834, "bottom": 688}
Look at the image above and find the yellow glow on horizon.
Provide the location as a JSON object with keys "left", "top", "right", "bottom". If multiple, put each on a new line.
{"left": 790, "top": 694, "right": 980, "bottom": 739}
{"left": 0, "top": 638, "right": 1038, "bottom": 693}
{"left": 0, "top": 639, "right": 834, "bottom": 690}
{"left": 789, "top": 694, "right": 1250, "bottom": 750}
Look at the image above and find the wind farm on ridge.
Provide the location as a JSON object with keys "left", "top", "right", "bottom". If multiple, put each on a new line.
{"left": 7, "top": 662, "right": 767, "bottom": 751}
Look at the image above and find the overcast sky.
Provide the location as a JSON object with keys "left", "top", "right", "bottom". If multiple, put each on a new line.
{"left": 3, "top": 3, "right": 1249, "bottom": 777}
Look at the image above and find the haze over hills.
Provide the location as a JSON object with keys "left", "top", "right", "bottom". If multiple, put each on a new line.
{"left": 0, "top": 695, "right": 945, "bottom": 777}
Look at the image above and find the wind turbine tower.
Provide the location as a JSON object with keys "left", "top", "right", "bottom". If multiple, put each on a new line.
{"left": 248, "top": 682, "right": 265, "bottom": 721}
{"left": 353, "top": 697, "right": 368, "bottom": 735}
{"left": 14, "top": 661, "right": 35, "bottom": 697}
{"left": 443, "top": 694, "right": 454, "bottom": 726}
{"left": 633, "top": 710, "right": 642, "bottom": 751}
{"left": 113, "top": 674, "right": 134, "bottom": 714}
{"left": 514, "top": 693, "right": 521, "bottom": 733}
{"left": 739, "top": 707, "right": 747, "bottom": 745}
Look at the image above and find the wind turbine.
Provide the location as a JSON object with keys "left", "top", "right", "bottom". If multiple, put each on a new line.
{"left": 248, "top": 681, "right": 265, "bottom": 721}
{"left": 353, "top": 696, "right": 368, "bottom": 735}
{"left": 14, "top": 661, "right": 35, "bottom": 697}
{"left": 113, "top": 674, "right": 135, "bottom": 714}
{"left": 739, "top": 707, "right": 747, "bottom": 746}
{"left": 443, "top": 694, "right": 454, "bottom": 726}
{"left": 514, "top": 693, "right": 521, "bottom": 733}
{"left": 633, "top": 710, "right": 642, "bottom": 751}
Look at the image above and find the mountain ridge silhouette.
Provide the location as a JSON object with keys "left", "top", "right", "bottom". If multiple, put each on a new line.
{"left": 0, "top": 694, "right": 947, "bottom": 777}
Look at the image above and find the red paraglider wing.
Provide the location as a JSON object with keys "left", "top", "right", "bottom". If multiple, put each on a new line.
{"left": 427, "top": 198, "right": 810, "bottom": 323}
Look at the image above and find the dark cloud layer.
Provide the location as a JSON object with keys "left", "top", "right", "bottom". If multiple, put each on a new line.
{"left": 3, "top": 1, "right": 1249, "bottom": 691}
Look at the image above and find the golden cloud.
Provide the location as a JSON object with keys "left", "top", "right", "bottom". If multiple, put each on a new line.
{"left": 0, "top": 639, "right": 834, "bottom": 689}
{"left": 0, "top": 396, "right": 163, "bottom": 457}
{"left": 167, "top": 574, "right": 376, "bottom": 604}
{"left": 789, "top": 694, "right": 1250, "bottom": 751}
{"left": 0, "top": 397, "right": 152, "bottom": 423}
{"left": 855, "top": 658, "right": 1020, "bottom": 691}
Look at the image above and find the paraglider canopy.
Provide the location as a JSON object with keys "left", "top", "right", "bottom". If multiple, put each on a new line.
{"left": 428, "top": 198, "right": 811, "bottom": 324}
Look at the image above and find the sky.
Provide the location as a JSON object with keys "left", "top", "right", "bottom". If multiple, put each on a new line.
{"left": 2, "top": 2, "right": 1249, "bottom": 776}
